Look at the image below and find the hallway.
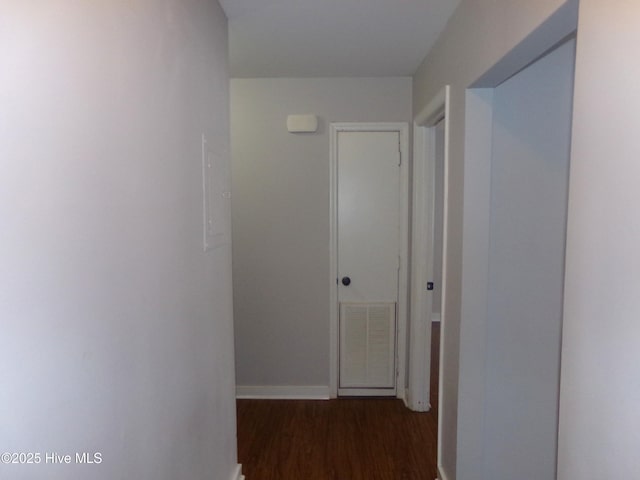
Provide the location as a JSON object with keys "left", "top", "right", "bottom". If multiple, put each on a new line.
{"left": 237, "top": 326, "right": 440, "bottom": 479}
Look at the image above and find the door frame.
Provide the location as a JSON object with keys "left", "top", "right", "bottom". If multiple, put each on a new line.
{"left": 329, "top": 122, "right": 410, "bottom": 399}
{"left": 409, "top": 86, "right": 450, "bottom": 464}
{"left": 408, "top": 86, "right": 450, "bottom": 411}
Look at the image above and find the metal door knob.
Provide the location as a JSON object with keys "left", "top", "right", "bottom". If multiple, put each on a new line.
{"left": 341, "top": 276, "right": 351, "bottom": 286}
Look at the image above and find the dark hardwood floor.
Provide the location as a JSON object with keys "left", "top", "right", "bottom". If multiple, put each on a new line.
{"left": 237, "top": 323, "right": 440, "bottom": 480}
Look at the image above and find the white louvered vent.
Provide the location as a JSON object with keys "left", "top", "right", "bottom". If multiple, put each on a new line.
{"left": 339, "top": 303, "right": 396, "bottom": 389}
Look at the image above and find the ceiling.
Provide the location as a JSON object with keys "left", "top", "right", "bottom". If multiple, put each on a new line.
{"left": 219, "top": 0, "right": 462, "bottom": 78}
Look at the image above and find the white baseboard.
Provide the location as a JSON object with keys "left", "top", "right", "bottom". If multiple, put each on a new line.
{"left": 404, "top": 388, "right": 431, "bottom": 412}
{"left": 403, "top": 388, "right": 411, "bottom": 408}
{"left": 229, "top": 464, "right": 244, "bottom": 480}
{"left": 236, "top": 385, "right": 330, "bottom": 400}
{"left": 397, "top": 385, "right": 407, "bottom": 402}
{"left": 437, "top": 465, "right": 449, "bottom": 480}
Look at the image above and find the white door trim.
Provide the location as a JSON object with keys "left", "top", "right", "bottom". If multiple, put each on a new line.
{"left": 329, "top": 122, "right": 409, "bottom": 399}
{"left": 410, "top": 86, "right": 450, "bottom": 467}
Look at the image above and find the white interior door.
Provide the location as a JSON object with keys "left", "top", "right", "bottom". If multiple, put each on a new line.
{"left": 337, "top": 130, "right": 401, "bottom": 396}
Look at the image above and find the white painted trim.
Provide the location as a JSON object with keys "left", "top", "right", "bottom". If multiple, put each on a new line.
{"left": 437, "top": 465, "right": 450, "bottom": 480}
{"left": 236, "top": 386, "right": 330, "bottom": 400}
{"left": 414, "top": 87, "right": 448, "bottom": 126}
{"left": 398, "top": 123, "right": 410, "bottom": 404}
{"left": 438, "top": 88, "right": 451, "bottom": 474}
{"left": 329, "top": 126, "right": 338, "bottom": 398}
{"left": 431, "top": 313, "right": 441, "bottom": 323}
{"left": 408, "top": 87, "right": 451, "bottom": 470}
{"left": 456, "top": 88, "right": 494, "bottom": 479}
{"left": 329, "top": 122, "right": 410, "bottom": 400}
{"left": 337, "top": 387, "right": 397, "bottom": 397}
{"left": 229, "top": 464, "right": 245, "bottom": 480}
{"left": 403, "top": 388, "right": 412, "bottom": 408}
{"left": 407, "top": 121, "right": 433, "bottom": 412}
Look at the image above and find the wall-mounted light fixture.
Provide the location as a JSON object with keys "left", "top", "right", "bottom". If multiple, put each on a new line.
{"left": 287, "top": 114, "right": 318, "bottom": 133}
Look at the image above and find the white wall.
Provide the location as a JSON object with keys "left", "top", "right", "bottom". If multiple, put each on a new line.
{"left": 412, "top": 1, "right": 578, "bottom": 478}
{"left": 558, "top": 1, "right": 640, "bottom": 477}
{"left": 0, "top": 2, "right": 238, "bottom": 479}
{"left": 231, "top": 77, "right": 411, "bottom": 390}
{"left": 483, "top": 39, "right": 574, "bottom": 480}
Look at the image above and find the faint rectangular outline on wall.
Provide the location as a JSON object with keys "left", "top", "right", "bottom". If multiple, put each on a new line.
{"left": 202, "top": 134, "right": 231, "bottom": 252}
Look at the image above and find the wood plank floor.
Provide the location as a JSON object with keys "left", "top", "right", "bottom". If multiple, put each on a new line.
{"left": 236, "top": 324, "right": 440, "bottom": 480}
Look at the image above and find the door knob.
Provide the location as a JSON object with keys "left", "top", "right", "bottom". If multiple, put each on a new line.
{"left": 341, "top": 276, "right": 351, "bottom": 286}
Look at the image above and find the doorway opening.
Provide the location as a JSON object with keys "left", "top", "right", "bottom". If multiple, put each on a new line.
{"left": 409, "top": 86, "right": 450, "bottom": 476}
{"left": 459, "top": 36, "right": 576, "bottom": 480}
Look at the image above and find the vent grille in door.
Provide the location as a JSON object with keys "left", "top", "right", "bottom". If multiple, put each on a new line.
{"left": 339, "top": 303, "right": 396, "bottom": 389}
